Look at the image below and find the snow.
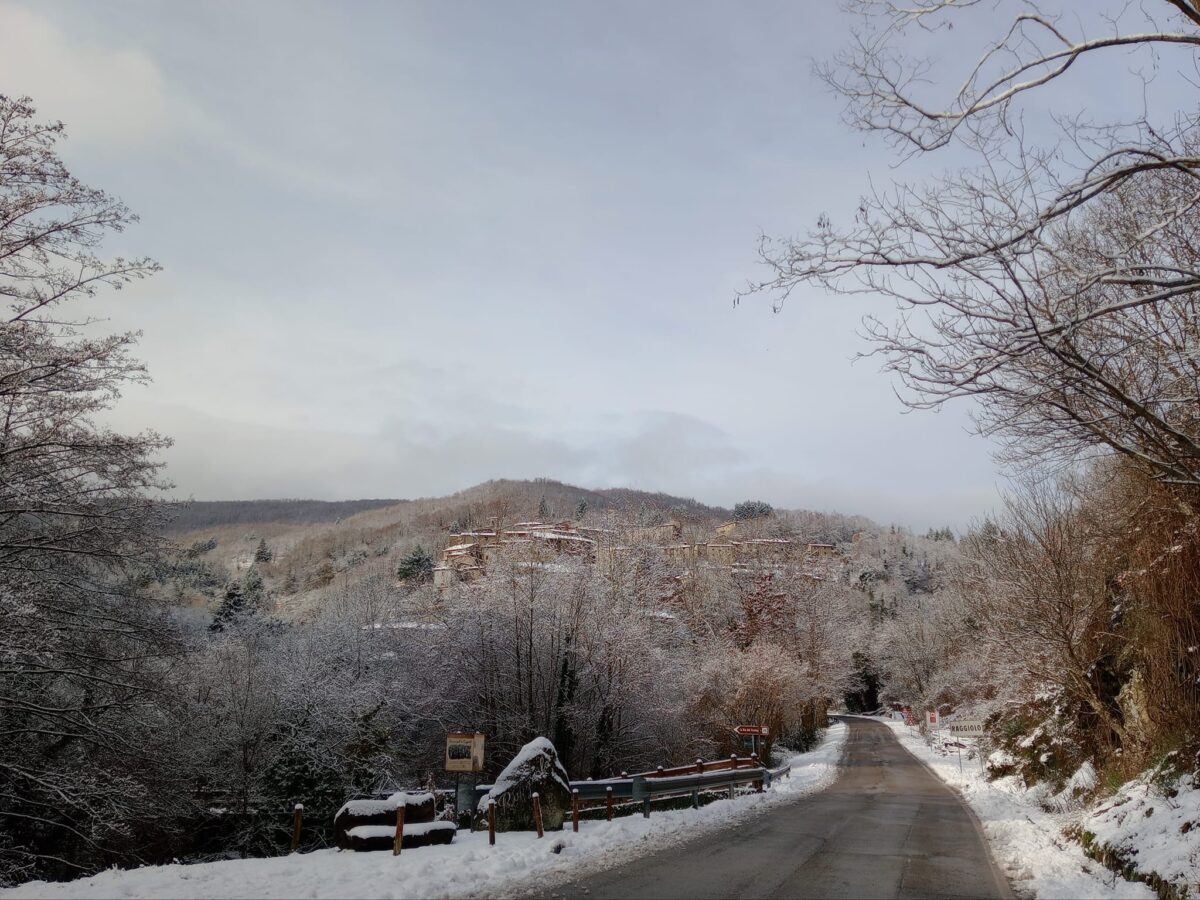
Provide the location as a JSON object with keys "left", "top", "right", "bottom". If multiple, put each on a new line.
{"left": 2, "top": 726, "right": 846, "bottom": 900}
{"left": 1084, "top": 769, "right": 1200, "bottom": 897}
{"left": 336, "top": 792, "right": 435, "bottom": 820}
{"left": 873, "top": 717, "right": 1154, "bottom": 899}
{"left": 481, "top": 737, "right": 570, "bottom": 806}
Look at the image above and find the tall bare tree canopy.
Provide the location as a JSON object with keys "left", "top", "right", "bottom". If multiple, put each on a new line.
{"left": 744, "top": 1, "right": 1200, "bottom": 490}
{"left": 0, "top": 95, "right": 173, "bottom": 882}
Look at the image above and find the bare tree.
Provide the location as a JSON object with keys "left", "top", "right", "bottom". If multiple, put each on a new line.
{"left": 743, "top": 2, "right": 1200, "bottom": 490}
{"left": 959, "top": 478, "right": 1131, "bottom": 747}
{"left": 0, "top": 95, "right": 172, "bottom": 884}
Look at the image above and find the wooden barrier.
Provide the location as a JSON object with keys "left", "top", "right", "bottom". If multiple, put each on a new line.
{"left": 572, "top": 789, "right": 580, "bottom": 832}
{"left": 532, "top": 793, "right": 544, "bottom": 839}
{"left": 487, "top": 800, "right": 496, "bottom": 846}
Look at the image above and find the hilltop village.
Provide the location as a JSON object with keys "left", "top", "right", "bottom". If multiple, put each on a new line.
{"left": 433, "top": 516, "right": 841, "bottom": 588}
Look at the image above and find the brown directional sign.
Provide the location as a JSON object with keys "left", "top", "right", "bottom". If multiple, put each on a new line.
{"left": 734, "top": 725, "right": 769, "bottom": 736}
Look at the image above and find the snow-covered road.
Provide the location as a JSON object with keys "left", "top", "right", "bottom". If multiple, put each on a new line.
{"left": 876, "top": 717, "right": 1153, "bottom": 900}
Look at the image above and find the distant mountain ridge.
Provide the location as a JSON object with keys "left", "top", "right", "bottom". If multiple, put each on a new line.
{"left": 161, "top": 498, "right": 403, "bottom": 532}
{"left": 160, "top": 478, "right": 731, "bottom": 533}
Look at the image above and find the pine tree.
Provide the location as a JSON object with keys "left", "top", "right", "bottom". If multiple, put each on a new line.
{"left": 254, "top": 538, "right": 273, "bottom": 563}
{"left": 211, "top": 581, "right": 249, "bottom": 631}
{"left": 244, "top": 568, "right": 266, "bottom": 608}
{"left": 538, "top": 495, "right": 551, "bottom": 520}
{"left": 733, "top": 500, "right": 773, "bottom": 521}
{"left": 574, "top": 499, "right": 587, "bottom": 520}
{"left": 397, "top": 545, "right": 433, "bottom": 582}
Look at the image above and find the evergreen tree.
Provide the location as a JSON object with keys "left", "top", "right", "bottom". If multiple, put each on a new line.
{"left": 397, "top": 545, "right": 433, "bottom": 583}
{"left": 538, "top": 495, "right": 551, "bottom": 520}
{"left": 244, "top": 568, "right": 266, "bottom": 608}
{"left": 211, "top": 580, "right": 250, "bottom": 631}
{"left": 733, "top": 500, "right": 773, "bottom": 521}
{"left": 187, "top": 537, "right": 218, "bottom": 558}
{"left": 574, "top": 499, "right": 588, "bottom": 520}
{"left": 254, "top": 538, "right": 273, "bottom": 562}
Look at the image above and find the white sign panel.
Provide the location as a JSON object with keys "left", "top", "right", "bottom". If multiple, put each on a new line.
{"left": 943, "top": 719, "right": 985, "bottom": 737}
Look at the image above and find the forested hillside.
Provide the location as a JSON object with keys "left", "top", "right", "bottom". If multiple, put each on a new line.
{"left": 163, "top": 499, "right": 403, "bottom": 532}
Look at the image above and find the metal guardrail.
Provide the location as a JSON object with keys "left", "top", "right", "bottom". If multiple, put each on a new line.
{"left": 472, "top": 754, "right": 792, "bottom": 819}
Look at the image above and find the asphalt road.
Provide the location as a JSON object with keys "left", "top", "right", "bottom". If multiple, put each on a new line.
{"left": 539, "top": 717, "right": 1011, "bottom": 900}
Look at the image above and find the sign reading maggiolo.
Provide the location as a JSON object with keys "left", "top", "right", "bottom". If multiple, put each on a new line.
{"left": 445, "top": 732, "right": 485, "bottom": 773}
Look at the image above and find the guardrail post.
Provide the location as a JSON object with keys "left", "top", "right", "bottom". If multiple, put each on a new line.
{"left": 487, "top": 799, "right": 496, "bottom": 846}
{"left": 532, "top": 792, "right": 544, "bottom": 838}
{"left": 572, "top": 789, "right": 580, "bottom": 832}
{"left": 605, "top": 785, "right": 613, "bottom": 821}
{"left": 691, "top": 787, "right": 699, "bottom": 809}
{"left": 751, "top": 755, "right": 762, "bottom": 792}
{"left": 632, "top": 776, "right": 650, "bottom": 819}
{"left": 763, "top": 769, "right": 772, "bottom": 790}
{"left": 728, "top": 781, "right": 735, "bottom": 801}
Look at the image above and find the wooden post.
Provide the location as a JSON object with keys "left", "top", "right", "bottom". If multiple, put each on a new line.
{"left": 532, "top": 792, "right": 544, "bottom": 838}
{"left": 730, "top": 753, "right": 738, "bottom": 770}
{"left": 392, "top": 804, "right": 406, "bottom": 856}
{"left": 605, "top": 786, "right": 613, "bottom": 821}
{"left": 656, "top": 766, "right": 664, "bottom": 778}
{"left": 572, "top": 789, "right": 580, "bottom": 833}
{"left": 290, "top": 803, "right": 303, "bottom": 853}
{"left": 695, "top": 758, "right": 704, "bottom": 774}
{"left": 487, "top": 799, "right": 496, "bottom": 846}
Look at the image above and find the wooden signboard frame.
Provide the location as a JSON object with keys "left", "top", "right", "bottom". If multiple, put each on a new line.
{"left": 445, "top": 732, "right": 485, "bottom": 773}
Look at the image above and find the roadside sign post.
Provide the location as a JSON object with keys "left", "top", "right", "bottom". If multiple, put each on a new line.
{"left": 733, "top": 725, "right": 770, "bottom": 762}
{"left": 446, "top": 732, "right": 485, "bottom": 826}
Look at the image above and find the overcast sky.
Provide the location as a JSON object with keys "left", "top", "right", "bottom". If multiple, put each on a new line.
{"left": 0, "top": 0, "right": 1024, "bottom": 529}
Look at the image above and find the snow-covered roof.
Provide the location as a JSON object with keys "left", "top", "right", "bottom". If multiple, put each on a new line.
{"left": 528, "top": 531, "right": 595, "bottom": 544}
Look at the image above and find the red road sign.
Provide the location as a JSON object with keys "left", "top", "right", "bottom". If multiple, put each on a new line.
{"left": 734, "top": 725, "right": 769, "bottom": 736}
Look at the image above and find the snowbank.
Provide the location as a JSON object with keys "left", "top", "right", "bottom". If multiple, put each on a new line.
{"left": 1081, "top": 768, "right": 1200, "bottom": 898}
{"left": 2, "top": 724, "right": 846, "bottom": 900}
{"left": 874, "top": 717, "right": 1153, "bottom": 900}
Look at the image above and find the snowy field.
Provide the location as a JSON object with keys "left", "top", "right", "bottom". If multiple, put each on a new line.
{"left": 3, "top": 724, "right": 846, "bottom": 900}
{"left": 873, "top": 717, "right": 1155, "bottom": 900}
